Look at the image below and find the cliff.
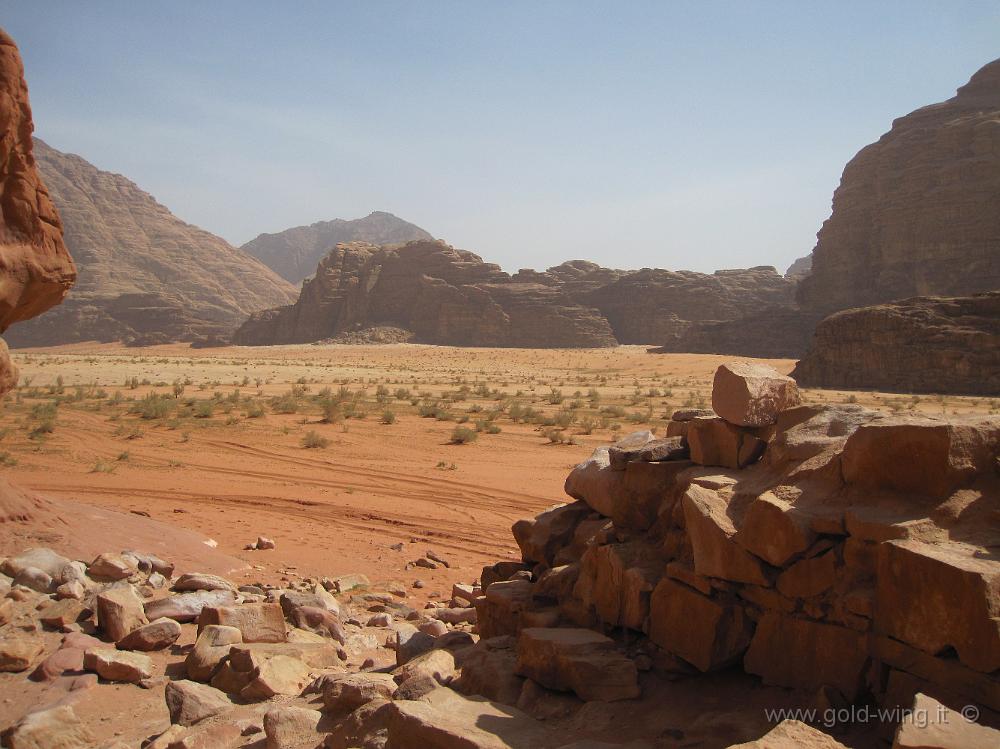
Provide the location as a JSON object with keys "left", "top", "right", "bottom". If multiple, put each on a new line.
{"left": 797, "top": 58, "right": 1000, "bottom": 314}
{"left": 793, "top": 292, "right": 1000, "bottom": 395}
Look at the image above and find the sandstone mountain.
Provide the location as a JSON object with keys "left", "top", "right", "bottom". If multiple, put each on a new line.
{"left": 5, "top": 140, "right": 297, "bottom": 347}
{"left": 784, "top": 254, "right": 811, "bottom": 278}
{"left": 234, "top": 239, "right": 797, "bottom": 348}
{"left": 242, "top": 211, "right": 433, "bottom": 284}
{"left": 234, "top": 240, "right": 618, "bottom": 348}
{"left": 786, "top": 58, "right": 1000, "bottom": 392}
{"left": 670, "top": 57, "right": 1000, "bottom": 366}
{"left": 798, "top": 58, "right": 1000, "bottom": 313}
{"left": 793, "top": 292, "right": 1000, "bottom": 395}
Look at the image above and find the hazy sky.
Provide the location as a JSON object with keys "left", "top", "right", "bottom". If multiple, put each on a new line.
{"left": 3, "top": 2, "right": 998, "bottom": 274}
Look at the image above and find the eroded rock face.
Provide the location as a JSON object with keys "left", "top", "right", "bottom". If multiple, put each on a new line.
{"left": 235, "top": 240, "right": 618, "bottom": 348}
{"left": 235, "top": 240, "right": 798, "bottom": 348}
{"left": 5, "top": 139, "right": 296, "bottom": 347}
{"left": 798, "top": 59, "right": 1000, "bottom": 315}
{"left": 0, "top": 30, "right": 76, "bottom": 391}
{"left": 793, "top": 293, "right": 1000, "bottom": 396}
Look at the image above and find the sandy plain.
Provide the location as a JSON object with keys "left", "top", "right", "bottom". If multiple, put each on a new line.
{"left": 2, "top": 342, "right": 995, "bottom": 598}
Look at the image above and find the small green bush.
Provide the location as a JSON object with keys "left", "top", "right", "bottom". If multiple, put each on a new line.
{"left": 301, "top": 430, "right": 330, "bottom": 449}
{"left": 450, "top": 426, "right": 478, "bottom": 444}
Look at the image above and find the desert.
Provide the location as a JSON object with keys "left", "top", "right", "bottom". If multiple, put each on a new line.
{"left": 2, "top": 6, "right": 999, "bottom": 749}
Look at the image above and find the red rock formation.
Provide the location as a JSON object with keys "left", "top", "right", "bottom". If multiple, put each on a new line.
{"left": 798, "top": 58, "right": 1000, "bottom": 314}
{"left": 0, "top": 31, "right": 75, "bottom": 338}
{"left": 793, "top": 292, "right": 1000, "bottom": 395}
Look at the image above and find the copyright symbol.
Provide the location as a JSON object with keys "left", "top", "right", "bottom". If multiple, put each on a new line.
{"left": 961, "top": 705, "right": 980, "bottom": 723}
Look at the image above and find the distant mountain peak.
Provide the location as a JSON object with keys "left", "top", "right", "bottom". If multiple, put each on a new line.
{"left": 242, "top": 212, "right": 433, "bottom": 284}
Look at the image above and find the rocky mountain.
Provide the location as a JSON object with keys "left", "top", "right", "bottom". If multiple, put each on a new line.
{"left": 234, "top": 240, "right": 618, "bottom": 347}
{"left": 784, "top": 254, "right": 811, "bottom": 278}
{"left": 235, "top": 240, "right": 797, "bottom": 348}
{"left": 797, "top": 58, "right": 1000, "bottom": 314}
{"left": 242, "top": 211, "right": 433, "bottom": 284}
{"left": 793, "top": 292, "right": 1000, "bottom": 395}
{"left": 672, "top": 57, "right": 1000, "bottom": 364}
{"left": 5, "top": 140, "right": 297, "bottom": 346}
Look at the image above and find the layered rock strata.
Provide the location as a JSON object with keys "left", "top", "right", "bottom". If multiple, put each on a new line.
{"left": 236, "top": 240, "right": 796, "bottom": 348}
{"left": 5, "top": 139, "right": 297, "bottom": 346}
{"left": 793, "top": 292, "right": 1000, "bottom": 395}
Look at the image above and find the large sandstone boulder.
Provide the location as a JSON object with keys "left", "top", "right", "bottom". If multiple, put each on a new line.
{"left": 165, "top": 679, "right": 233, "bottom": 726}
{"left": 711, "top": 362, "right": 800, "bottom": 427}
{"left": 648, "top": 578, "right": 753, "bottom": 672}
{"left": 515, "top": 627, "right": 640, "bottom": 702}
{"left": 727, "top": 720, "right": 849, "bottom": 748}
{"left": 744, "top": 613, "right": 868, "bottom": 700}
{"left": 876, "top": 540, "right": 1000, "bottom": 673}
{"left": 681, "top": 486, "right": 771, "bottom": 586}
{"left": 892, "top": 692, "right": 1000, "bottom": 749}
{"left": 372, "top": 687, "right": 550, "bottom": 749}
{"left": 96, "top": 585, "right": 148, "bottom": 642}
{"left": 1, "top": 704, "right": 94, "bottom": 749}
{"left": 840, "top": 416, "right": 1000, "bottom": 499}
{"left": 198, "top": 602, "right": 287, "bottom": 643}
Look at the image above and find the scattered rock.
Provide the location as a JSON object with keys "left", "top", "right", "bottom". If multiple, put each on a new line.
{"left": 83, "top": 647, "right": 153, "bottom": 683}
{"left": 117, "top": 617, "right": 182, "bottom": 651}
{"left": 1, "top": 704, "right": 95, "bottom": 749}
{"left": 165, "top": 679, "right": 233, "bottom": 726}
{"left": 96, "top": 585, "right": 149, "bottom": 642}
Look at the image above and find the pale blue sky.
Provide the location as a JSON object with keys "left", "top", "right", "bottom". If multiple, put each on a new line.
{"left": 3, "top": 2, "right": 997, "bottom": 274}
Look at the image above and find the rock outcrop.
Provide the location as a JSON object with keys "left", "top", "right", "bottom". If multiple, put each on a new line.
{"left": 5, "top": 139, "right": 297, "bottom": 347}
{"left": 793, "top": 292, "right": 1000, "bottom": 395}
{"left": 242, "top": 211, "right": 434, "bottom": 284}
{"left": 573, "top": 266, "right": 796, "bottom": 345}
{"left": 797, "top": 58, "right": 1000, "bottom": 315}
{"left": 235, "top": 240, "right": 619, "bottom": 348}
{"left": 236, "top": 240, "right": 797, "bottom": 348}
{"left": 0, "top": 30, "right": 75, "bottom": 379}
{"left": 473, "top": 362, "right": 1000, "bottom": 737}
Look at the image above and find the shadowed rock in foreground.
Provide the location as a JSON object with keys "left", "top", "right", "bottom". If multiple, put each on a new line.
{"left": 793, "top": 292, "right": 1000, "bottom": 395}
